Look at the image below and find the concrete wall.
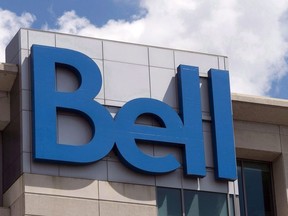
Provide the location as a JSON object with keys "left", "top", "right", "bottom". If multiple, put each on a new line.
{"left": 0, "top": 207, "right": 10, "bottom": 216}
{"left": 3, "top": 174, "right": 157, "bottom": 216}
{"left": 234, "top": 120, "right": 288, "bottom": 215}
{"left": 234, "top": 121, "right": 281, "bottom": 161}
{"left": 2, "top": 76, "right": 21, "bottom": 192}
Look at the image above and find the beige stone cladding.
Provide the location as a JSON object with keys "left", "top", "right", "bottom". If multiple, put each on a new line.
{"left": 3, "top": 173, "right": 157, "bottom": 216}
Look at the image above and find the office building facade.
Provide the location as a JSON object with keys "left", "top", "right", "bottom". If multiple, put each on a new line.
{"left": 0, "top": 29, "right": 287, "bottom": 215}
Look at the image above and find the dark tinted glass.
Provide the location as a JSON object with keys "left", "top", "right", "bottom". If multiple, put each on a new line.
{"left": 237, "top": 162, "right": 246, "bottom": 216}
{"left": 157, "top": 187, "right": 182, "bottom": 216}
{"left": 229, "top": 195, "right": 235, "bottom": 216}
{"left": 184, "top": 190, "right": 228, "bottom": 216}
{"left": 238, "top": 161, "right": 274, "bottom": 216}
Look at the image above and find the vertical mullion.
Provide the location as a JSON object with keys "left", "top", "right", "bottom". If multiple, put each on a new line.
{"left": 240, "top": 161, "right": 248, "bottom": 216}
{"left": 181, "top": 188, "right": 185, "bottom": 216}
{"left": 227, "top": 193, "right": 233, "bottom": 216}
{"left": 269, "top": 163, "right": 277, "bottom": 216}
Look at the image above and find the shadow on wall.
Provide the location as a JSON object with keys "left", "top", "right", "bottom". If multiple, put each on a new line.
{"left": 162, "top": 76, "right": 178, "bottom": 109}
{"left": 24, "top": 172, "right": 156, "bottom": 203}
{"left": 107, "top": 181, "right": 156, "bottom": 202}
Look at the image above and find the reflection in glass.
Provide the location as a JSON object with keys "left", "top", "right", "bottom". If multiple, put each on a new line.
{"left": 238, "top": 161, "right": 275, "bottom": 216}
{"left": 157, "top": 187, "right": 182, "bottom": 216}
{"left": 229, "top": 195, "right": 235, "bottom": 216}
{"left": 184, "top": 190, "right": 228, "bottom": 216}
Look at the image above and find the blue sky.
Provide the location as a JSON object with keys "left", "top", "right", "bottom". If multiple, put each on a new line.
{"left": 1, "top": 0, "right": 288, "bottom": 99}
{"left": 1, "top": 0, "right": 141, "bottom": 28}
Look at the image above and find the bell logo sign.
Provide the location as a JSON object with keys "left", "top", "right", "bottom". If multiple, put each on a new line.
{"left": 31, "top": 45, "right": 237, "bottom": 181}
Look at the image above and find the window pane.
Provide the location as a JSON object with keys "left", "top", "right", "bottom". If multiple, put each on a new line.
{"left": 157, "top": 187, "right": 182, "bottom": 216}
{"left": 243, "top": 162, "right": 274, "bottom": 216}
{"left": 229, "top": 195, "right": 235, "bottom": 216}
{"left": 184, "top": 190, "right": 228, "bottom": 216}
{"left": 237, "top": 162, "right": 246, "bottom": 216}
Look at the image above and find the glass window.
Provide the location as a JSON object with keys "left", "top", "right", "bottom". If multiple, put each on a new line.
{"left": 157, "top": 187, "right": 182, "bottom": 216}
{"left": 184, "top": 190, "right": 228, "bottom": 216}
{"left": 237, "top": 160, "right": 275, "bottom": 216}
{"left": 157, "top": 187, "right": 230, "bottom": 216}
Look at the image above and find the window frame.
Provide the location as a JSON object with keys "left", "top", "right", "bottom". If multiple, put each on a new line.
{"left": 237, "top": 159, "right": 276, "bottom": 216}
{"left": 156, "top": 187, "right": 233, "bottom": 216}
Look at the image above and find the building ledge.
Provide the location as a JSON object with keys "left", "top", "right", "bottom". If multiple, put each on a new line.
{"left": 0, "top": 207, "right": 10, "bottom": 216}
{"left": 232, "top": 93, "right": 288, "bottom": 126}
{"left": 0, "top": 63, "right": 18, "bottom": 131}
{"left": 0, "top": 63, "right": 18, "bottom": 91}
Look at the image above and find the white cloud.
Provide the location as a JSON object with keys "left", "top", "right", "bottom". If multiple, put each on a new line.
{"left": 2, "top": 0, "right": 288, "bottom": 96}
{"left": 0, "top": 8, "right": 35, "bottom": 62}
{"left": 46, "top": 0, "right": 288, "bottom": 96}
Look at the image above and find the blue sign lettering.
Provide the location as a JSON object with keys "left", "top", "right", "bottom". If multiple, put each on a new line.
{"left": 31, "top": 45, "right": 237, "bottom": 180}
